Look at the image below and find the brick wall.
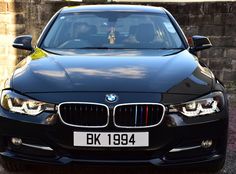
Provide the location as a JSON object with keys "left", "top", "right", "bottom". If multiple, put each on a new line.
{"left": 0, "top": 1, "right": 235, "bottom": 102}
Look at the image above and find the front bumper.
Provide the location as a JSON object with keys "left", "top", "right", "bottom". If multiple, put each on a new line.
{"left": 0, "top": 106, "right": 228, "bottom": 168}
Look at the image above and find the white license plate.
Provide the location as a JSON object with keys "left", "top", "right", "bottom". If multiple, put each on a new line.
{"left": 73, "top": 132, "right": 149, "bottom": 147}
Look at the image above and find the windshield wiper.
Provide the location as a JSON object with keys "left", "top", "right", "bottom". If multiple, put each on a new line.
{"left": 162, "top": 48, "right": 185, "bottom": 56}
{"left": 79, "top": 47, "right": 185, "bottom": 50}
{"left": 41, "top": 48, "right": 62, "bottom": 55}
{"left": 78, "top": 47, "right": 113, "bottom": 49}
{"left": 157, "top": 48, "right": 185, "bottom": 50}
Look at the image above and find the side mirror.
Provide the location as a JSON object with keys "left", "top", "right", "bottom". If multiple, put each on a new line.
{"left": 190, "top": 35, "right": 212, "bottom": 53}
{"left": 12, "top": 35, "right": 33, "bottom": 51}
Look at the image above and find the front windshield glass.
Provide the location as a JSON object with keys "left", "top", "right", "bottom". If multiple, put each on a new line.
{"left": 41, "top": 12, "right": 184, "bottom": 50}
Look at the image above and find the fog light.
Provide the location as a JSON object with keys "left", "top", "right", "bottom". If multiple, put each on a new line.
{"left": 11, "top": 137, "right": 22, "bottom": 146}
{"left": 201, "top": 140, "right": 213, "bottom": 148}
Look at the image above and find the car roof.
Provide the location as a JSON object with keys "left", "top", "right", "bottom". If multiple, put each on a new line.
{"left": 61, "top": 4, "right": 165, "bottom": 14}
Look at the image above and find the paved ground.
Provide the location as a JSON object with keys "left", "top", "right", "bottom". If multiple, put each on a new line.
{"left": 0, "top": 106, "right": 235, "bottom": 174}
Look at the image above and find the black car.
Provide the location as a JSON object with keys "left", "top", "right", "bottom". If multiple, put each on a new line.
{"left": 0, "top": 4, "right": 228, "bottom": 172}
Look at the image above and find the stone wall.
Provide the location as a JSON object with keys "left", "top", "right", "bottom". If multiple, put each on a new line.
{"left": 0, "top": 0, "right": 235, "bottom": 102}
{"left": 0, "top": 0, "right": 18, "bottom": 89}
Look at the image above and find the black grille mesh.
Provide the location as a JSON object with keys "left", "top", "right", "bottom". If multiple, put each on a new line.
{"left": 114, "top": 104, "right": 164, "bottom": 127}
{"left": 59, "top": 103, "right": 108, "bottom": 127}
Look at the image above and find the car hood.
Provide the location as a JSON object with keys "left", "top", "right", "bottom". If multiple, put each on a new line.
{"left": 12, "top": 48, "right": 213, "bottom": 95}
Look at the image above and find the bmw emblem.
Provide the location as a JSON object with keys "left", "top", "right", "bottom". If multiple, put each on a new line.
{"left": 105, "top": 94, "right": 118, "bottom": 103}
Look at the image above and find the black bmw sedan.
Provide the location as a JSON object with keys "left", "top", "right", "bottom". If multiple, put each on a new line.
{"left": 0, "top": 4, "right": 228, "bottom": 172}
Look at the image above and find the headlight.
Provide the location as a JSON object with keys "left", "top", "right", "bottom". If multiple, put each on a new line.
{"left": 168, "top": 91, "right": 224, "bottom": 117}
{"left": 0, "top": 90, "right": 55, "bottom": 116}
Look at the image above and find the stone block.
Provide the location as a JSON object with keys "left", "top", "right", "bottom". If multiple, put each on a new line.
{"left": 44, "top": 1, "right": 69, "bottom": 14}
{"left": 0, "top": 2, "right": 7, "bottom": 12}
{"left": 189, "top": 14, "right": 213, "bottom": 25}
{"left": 5, "top": 23, "right": 25, "bottom": 35}
{"left": 233, "top": 3, "right": 236, "bottom": 14}
{"left": 0, "top": 14, "right": 9, "bottom": 23}
{"left": 213, "top": 13, "right": 226, "bottom": 25}
{"left": 170, "top": 3, "right": 187, "bottom": 14}
{"left": 7, "top": 46, "right": 16, "bottom": 56}
{"left": 0, "top": 47, "right": 6, "bottom": 55}
{"left": 15, "top": 13, "right": 25, "bottom": 24}
{"left": 233, "top": 38, "right": 236, "bottom": 47}
{"left": 209, "top": 58, "right": 232, "bottom": 70}
{"left": 200, "top": 47, "right": 225, "bottom": 59}
{"left": 225, "top": 13, "right": 236, "bottom": 25}
{"left": 7, "top": 2, "right": 25, "bottom": 12}
{"left": 209, "top": 36, "right": 234, "bottom": 47}
{"left": 223, "top": 71, "right": 236, "bottom": 81}
{"left": 225, "top": 25, "right": 236, "bottom": 36}
{"left": 226, "top": 48, "right": 236, "bottom": 59}
{"left": 182, "top": 26, "right": 199, "bottom": 37}
{"left": 175, "top": 3, "right": 203, "bottom": 15}
{"left": 0, "top": 23, "right": 6, "bottom": 35}
{"left": 232, "top": 60, "right": 236, "bottom": 71}
{"left": 0, "top": 12, "right": 23, "bottom": 25}
{"left": 199, "top": 25, "right": 225, "bottom": 36}
{"left": 41, "top": 9, "right": 53, "bottom": 22}
{"left": 173, "top": 14, "right": 189, "bottom": 26}
{"left": 207, "top": 2, "right": 233, "bottom": 14}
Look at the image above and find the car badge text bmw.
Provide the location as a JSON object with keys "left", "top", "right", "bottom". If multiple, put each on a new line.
{"left": 105, "top": 94, "right": 118, "bottom": 103}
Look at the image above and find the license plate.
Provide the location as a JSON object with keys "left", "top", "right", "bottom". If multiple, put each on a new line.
{"left": 73, "top": 132, "right": 149, "bottom": 147}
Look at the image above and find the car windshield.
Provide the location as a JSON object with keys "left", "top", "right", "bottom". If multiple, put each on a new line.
{"left": 41, "top": 12, "right": 184, "bottom": 50}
